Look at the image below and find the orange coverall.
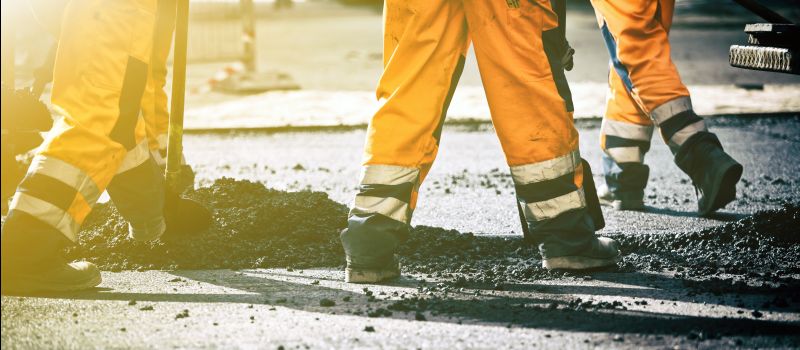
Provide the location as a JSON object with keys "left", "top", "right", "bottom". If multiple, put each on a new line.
{"left": 592, "top": 0, "right": 709, "bottom": 200}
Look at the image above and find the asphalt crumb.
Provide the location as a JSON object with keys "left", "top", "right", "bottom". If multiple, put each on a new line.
{"left": 175, "top": 309, "right": 190, "bottom": 319}
{"left": 69, "top": 178, "right": 348, "bottom": 271}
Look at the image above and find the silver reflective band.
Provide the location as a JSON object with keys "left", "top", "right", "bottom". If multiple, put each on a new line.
{"left": 27, "top": 155, "right": 102, "bottom": 205}
{"left": 651, "top": 96, "right": 693, "bottom": 125}
{"left": 351, "top": 195, "right": 410, "bottom": 224}
{"left": 10, "top": 192, "right": 81, "bottom": 242}
{"left": 521, "top": 188, "right": 586, "bottom": 221}
{"left": 605, "top": 146, "right": 644, "bottom": 163}
{"left": 668, "top": 120, "right": 707, "bottom": 147}
{"left": 360, "top": 165, "right": 419, "bottom": 186}
{"left": 602, "top": 119, "right": 654, "bottom": 141}
{"left": 510, "top": 150, "right": 580, "bottom": 185}
{"left": 117, "top": 141, "right": 150, "bottom": 174}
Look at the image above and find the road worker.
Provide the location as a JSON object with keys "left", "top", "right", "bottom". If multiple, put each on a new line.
{"left": 1, "top": 0, "right": 212, "bottom": 295}
{"left": 340, "top": 0, "right": 621, "bottom": 283}
{"left": 590, "top": 0, "right": 743, "bottom": 214}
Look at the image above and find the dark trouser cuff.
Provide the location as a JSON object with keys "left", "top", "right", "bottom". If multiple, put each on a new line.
{"left": 1, "top": 210, "right": 72, "bottom": 273}
{"left": 603, "top": 154, "right": 649, "bottom": 199}
{"left": 527, "top": 208, "right": 597, "bottom": 259}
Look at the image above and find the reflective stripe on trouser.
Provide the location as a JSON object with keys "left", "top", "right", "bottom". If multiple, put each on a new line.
{"left": 511, "top": 150, "right": 587, "bottom": 225}
{"left": 593, "top": 0, "right": 710, "bottom": 194}
{"left": 341, "top": 0, "right": 596, "bottom": 266}
{"left": 1, "top": 0, "right": 165, "bottom": 266}
{"left": 343, "top": 165, "right": 421, "bottom": 268}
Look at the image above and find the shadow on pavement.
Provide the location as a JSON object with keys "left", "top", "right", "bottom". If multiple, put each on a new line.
{"left": 641, "top": 205, "right": 747, "bottom": 221}
{"left": 34, "top": 268, "right": 800, "bottom": 339}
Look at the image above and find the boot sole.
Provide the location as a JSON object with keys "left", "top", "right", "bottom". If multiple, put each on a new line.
{"left": 700, "top": 161, "right": 743, "bottom": 216}
{"left": 345, "top": 267, "right": 400, "bottom": 284}
{"left": 611, "top": 200, "right": 645, "bottom": 211}
{"left": 542, "top": 253, "right": 622, "bottom": 270}
{"left": 599, "top": 196, "right": 645, "bottom": 211}
{"left": 2, "top": 273, "right": 102, "bottom": 295}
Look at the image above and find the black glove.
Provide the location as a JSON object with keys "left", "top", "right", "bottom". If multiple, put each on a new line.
{"left": 1, "top": 87, "right": 54, "bottom": 209}
{"left": 561, "top": 41, "right": 575, "bottom": 72}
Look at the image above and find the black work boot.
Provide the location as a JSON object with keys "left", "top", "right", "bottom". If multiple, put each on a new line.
{"left": 528, "top": 209, "right": 621, "bottom": 270}
{"left": 541, "top": 236, "right": 621, "bottom": 270}
{"left": 2, "top": 260, "right": 101, "bottom": 295}
{"left": 341, "top": 216, "right": 406, "bottom": 284}
{"left": 675, "top": 132, "right": 743, "bottom": 216}
{"left": 1, "top": 212, "right": 101, "bottom": 295}
{"left": 345, "top": 255, "right": 401, "bottom": 284}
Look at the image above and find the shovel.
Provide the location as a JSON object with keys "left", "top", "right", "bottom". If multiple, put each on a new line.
{"left": 165, "top": 0, "right": 190, "bottom": 191}
{"left": 163, "top": 0, "right": 213, "bottom": 236}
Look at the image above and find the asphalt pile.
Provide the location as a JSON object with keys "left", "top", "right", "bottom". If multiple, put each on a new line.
{"left": 68, "top": 178, "right": 348, "bottom": 271}
{"left": 69, "top": 179, "right": 800, "bottom": 292}
{"left": 611, "top": 204, "right": 800, "bottom": 293}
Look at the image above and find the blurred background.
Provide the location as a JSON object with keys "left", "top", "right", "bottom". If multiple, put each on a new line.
{"left": 4, "top": 0, "right": 800, "bottom": 127}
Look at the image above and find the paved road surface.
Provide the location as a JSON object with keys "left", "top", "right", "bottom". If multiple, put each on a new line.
{"left": 3, "top": 115, "right": 799, "bottom": 349}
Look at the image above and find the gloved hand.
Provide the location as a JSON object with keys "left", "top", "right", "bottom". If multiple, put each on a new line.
{"left": 162, "top": 190, "right": 214, "bottom": 238}
{"left": 561, "top": 41, "right": 575, "bottom": 71}
{"left": 1, "top": 87, "right": 53, "bottom": 133}
{"left": 151, "top": 148, "right": 196, "bottom": 194}
{"left": 1, "top": 87, "right": 54, "bottom": 212}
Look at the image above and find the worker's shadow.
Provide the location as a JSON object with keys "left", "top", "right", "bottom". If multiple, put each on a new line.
{"left": 37, "top": 266, "right": 800, "bottom": 338}
{"left": 602, "top": 204, "right": 748, "bottom": 221}
{"left": 643, "top": 205, "right": 747, "bottom": 221}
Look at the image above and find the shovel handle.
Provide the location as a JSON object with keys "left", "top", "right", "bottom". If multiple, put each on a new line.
{"left": 166, "top": 0, "right": 190, "bottom": 193}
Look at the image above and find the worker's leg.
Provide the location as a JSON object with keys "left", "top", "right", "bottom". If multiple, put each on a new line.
{"left": 599, "top": 68, "right": 653, "bottom": 210}
{"left": 340, "top": 0, "right": 468, "bottom": 280}
{"left": 591, "top": 0, "right": 741, "bottom": 214}
{"left": 465, "top": 0, "right": 618, "bottom": 268}
{"left": 142, "top": 0, "right": 175, "bottom": 166}
{"left": 1, "top": 0, "right": 160, "bottom": 293}
{"left": 591, "top": 0, "right": 689, "bottom": 118}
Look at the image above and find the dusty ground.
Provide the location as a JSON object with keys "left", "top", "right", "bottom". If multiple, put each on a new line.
{"left": 3, "top": 115, "right": 800, "bottom": 349}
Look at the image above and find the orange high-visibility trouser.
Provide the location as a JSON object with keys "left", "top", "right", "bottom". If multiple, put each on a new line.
{"left": 341, "top": 0, "right": 595, "bottom": 266}
{"left": 141, "top": 0, "right": 176, "bottom": 165}
{"left": 28, "top": 0, "right": 173, "bottom": 164}
{"left": 2, "top": 0, "right": 168, "bottom": 261}
{"left": 592, "top": 0, "right": 708, "bottom": 164}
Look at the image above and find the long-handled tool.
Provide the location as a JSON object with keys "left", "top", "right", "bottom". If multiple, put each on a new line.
{"left": 163, "top": 0, "right": 213, "bottom": 236}
{"left": 166, "top": 0, "right": 190, "bottom": 191}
